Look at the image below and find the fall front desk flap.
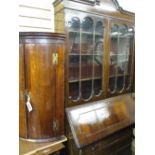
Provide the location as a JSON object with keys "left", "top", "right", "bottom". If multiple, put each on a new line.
{"left": 66, "top": 94, "right": 135, "bottom": 148}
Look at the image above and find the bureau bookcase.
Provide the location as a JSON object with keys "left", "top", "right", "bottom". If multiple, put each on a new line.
{"left": 54, "top": 0, "right": 135, "bottom": 155}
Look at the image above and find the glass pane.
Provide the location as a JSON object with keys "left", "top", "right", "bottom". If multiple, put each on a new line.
{"left": 69, "top": 32, "right": 80, "bottom": 54}
{"left": 68, "top": 17, "right": 80, "bottom": 31}
{"left": 109, "top": 78, "right": 116, "bottom": 91}
{"left": 69, "top": 55, "right": 80, "bottom": 81}
{"left": 69, "top": 55, "right": 80, "bottom": 100}
{"left": 94, "top": 36, "right": 103, "bottom": 55}
{"left": 69, "top": 82, "right": 80, "bottom": 100}
{"left": 81, "top": 33, "right": 93, "bottom": 54}
{"left": 109, "top": 25, "right": 119, "bottom": 93}
{"left": 94, "top": 55, "right": 102, "bottom": 95}
{"left": 94, "top": 56, "right": 102, "bottom": 78}
{"left": 109, "top": 24, "right": 134, "bottom": 94}
{"left": 94, "top": 79, "right": 102, "bottom": 96}
{"left": 95, "top": 21, "right": 103, "bottom": 34}
{"left": 94, "top": 21, "right": 103, "bottom": 95}
{"left": 81, "top": 55, "right": 93, "bottom": 79}
{"left": 81, "top": 56, "right": 93, "bottom": 99}
{"left": 81, "top": 81, "right": 92, "bottom": 100}
{"left": 117, "top": 25, "right": 129, "bottom": 92}
{"left": 82, "top": 17, "right": 93, "bottom": 32}
{"left": 125, "top": 27, "right": 134, "bottom": 90}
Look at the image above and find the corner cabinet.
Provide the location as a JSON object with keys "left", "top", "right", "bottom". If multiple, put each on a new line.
{"left": 19, "top": 32, "right": 65, "bottom": 142}
{"left": 54, "top": 0, "right": 135, "bottom": 106}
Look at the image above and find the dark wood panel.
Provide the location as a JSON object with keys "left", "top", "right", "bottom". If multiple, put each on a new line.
{"left": 55, "top": 44, "right": 65, "bottom": 136}
{"left": 66, "top": 125, "right": 134, "bottom": 155}
{"left": 66, "top": 94, "right": 134, "bottom": 148}
{"left": 19, "top": 44, "right": 27, "bottom": 138}
{"left": 25, "top": 44, "right": 55, "bottom": 139}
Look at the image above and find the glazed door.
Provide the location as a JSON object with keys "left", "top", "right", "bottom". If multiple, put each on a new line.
{"left": 108, "top": 21, "right": 134, "bottom": 96}
{"left": 66, "top": 10, "right": 105, "bottom": 105}
{"left": 24, "top": 43, "right": 64, "bottom": 139}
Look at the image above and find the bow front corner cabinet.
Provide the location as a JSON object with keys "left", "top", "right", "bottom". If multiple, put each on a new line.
{"left": 19, "top": 32, "right": 65, "bottom": 142}
{"left": 54, "top": 0, "right": 135, "bottom": 107}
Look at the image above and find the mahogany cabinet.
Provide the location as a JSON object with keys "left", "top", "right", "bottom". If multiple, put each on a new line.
{"left": 66, "top": 93, "right": 135, "bottom": 155}
{"left": 19, "top": 32, "right": 65, "bottom": 142}
{"left": 53, "top": 0, "right": 135, "bottom": 154}
{"left": 54, "top": 0, "right": 135, "bottom": 106}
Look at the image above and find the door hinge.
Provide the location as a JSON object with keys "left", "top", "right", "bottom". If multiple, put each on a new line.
{"left": 53, "top": 120, "right": 59, "bottom": 131}
{"left": 53, "top": 53, "right": 58, "bottom": 65}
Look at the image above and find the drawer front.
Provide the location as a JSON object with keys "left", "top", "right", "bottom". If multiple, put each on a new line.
{"left": 83, "top": 129, "right": 133, "bottom": 155}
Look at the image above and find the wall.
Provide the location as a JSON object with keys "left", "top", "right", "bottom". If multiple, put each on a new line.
{"left": 19, "top": 0, "right": 55, "bottom": 32}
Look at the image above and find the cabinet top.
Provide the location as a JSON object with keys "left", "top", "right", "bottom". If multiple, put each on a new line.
{"left": 53, "top": 0, "right": 134, "bottom": 22}
{"left": 66, "top": 93, "right": 135, "bottom": 148}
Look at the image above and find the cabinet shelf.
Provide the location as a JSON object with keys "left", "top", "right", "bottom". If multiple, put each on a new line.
{"left": 69, "top": 77, "right": 102, "bottom": 83}
{"left": 69, "top": 53, "right": 102, "bottom": 56}
{"left": 69, "top": 30, "right": 103, "bottom": 36}
{"left": 110, "top": 73, "right": 129, "bottom": 78}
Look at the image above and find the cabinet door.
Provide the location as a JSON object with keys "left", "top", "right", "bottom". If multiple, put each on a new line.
{"left": 25, "top": 44, "right": 64, "bottom": 138}
{"left": 108, "top": 21, "right": 134, "bottom": 96}
{"left": 66, "top": 11, "right": 105, "bottom": 104}
{"left": 24, "top": 43, "right": 56, "bottom": 139}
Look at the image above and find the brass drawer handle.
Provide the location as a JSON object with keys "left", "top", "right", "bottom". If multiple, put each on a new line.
{"left": 53, "top": 53, "right": 58, "bottom": 65}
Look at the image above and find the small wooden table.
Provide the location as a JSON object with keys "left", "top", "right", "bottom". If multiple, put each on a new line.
{"left": 19, "top": 136, "right": 67, "bottom": 155}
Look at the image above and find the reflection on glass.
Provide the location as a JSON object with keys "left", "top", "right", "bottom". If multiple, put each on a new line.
{"left": 82, "top": 17, "right": 93, "bottom": 32}
{"left": 109, "top": 25, "right": 118, "bottom": 93}
{"left": 95, "top": 37, "right": 103, "bottom": 55}
{"left": 94, "top": 56, "right": 102, "bottom": 77}
{"left": 117, "top": 25, "right": 128, "bottom": 92}
{"left": 69, "top": 32, "right": 80, "bottom": 54}
{"left": 125, "top": 27, "right": 134, "bottom": 90}
{"left": 96, "top": 21, "right": 103, "bottom": 34}
{"left": 94, "top": 21, "right": 103, "bottom": 95}
{"left": 68, "top": 17, "right": 80, "bottom": 31}
{"left": 109, "top": 24, "right": 134, "bottom": 94}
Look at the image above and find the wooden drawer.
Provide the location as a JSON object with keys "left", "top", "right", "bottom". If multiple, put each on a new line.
{"left": 83, "top": 127, "right": 133, "bottom": 155}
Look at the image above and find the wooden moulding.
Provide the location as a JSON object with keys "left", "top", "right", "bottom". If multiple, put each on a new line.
{"left": 19, "top": 136, "right": 67, "bottom": 155}
{"left": 66, "top": 93, "right": 135, "bottom": 148}
{"left": 53, "top": 0, "right": 135, "bottom": 23}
